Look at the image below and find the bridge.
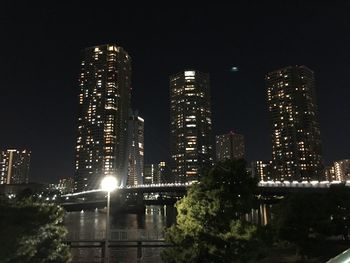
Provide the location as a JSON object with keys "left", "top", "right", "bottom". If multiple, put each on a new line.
{"left": 63, "top": 180, "right": 350, "bottom": 196}
{"left": 59, "top": 181, "right": 350, "bottom": 211}
{"left": 60, "top": 183, "right": 189, "bottom": 211}
{"left": 62, "top": 183, "right": 190, "bottom": 197}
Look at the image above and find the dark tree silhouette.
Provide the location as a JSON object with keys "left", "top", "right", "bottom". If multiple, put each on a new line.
{"left": 0, "top": 198, "right": 71, "bottom": 263}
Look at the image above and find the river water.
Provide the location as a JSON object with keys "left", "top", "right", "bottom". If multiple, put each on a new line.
{"left": 64, "top": 205, "right": 176, "bottom": 263}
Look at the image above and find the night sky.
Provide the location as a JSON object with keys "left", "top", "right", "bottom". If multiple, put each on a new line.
{"left": 1, "top": 1, "right": 349, "bottom": 183}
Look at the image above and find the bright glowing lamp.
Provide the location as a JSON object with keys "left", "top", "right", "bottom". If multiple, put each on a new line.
{"left": 101, "top": 176, "right": 118, "bottom": 192}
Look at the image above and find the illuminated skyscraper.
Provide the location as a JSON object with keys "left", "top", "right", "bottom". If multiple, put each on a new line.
{"left": 266, "top": 65, "right": 323, "bottom": 181}
{"left": 127, "top": 110, "right": 144, "bottom": 186}
{"left": 0, "top": 149, "right": 31, "bottom": 184}
{"left": 74, "top": 44, "right": 131, "bottom": 191}
{"left": 216, "top": 131, "right": 245, "bottom": 162}
{"left": 170, "top": 70, "right": 213, "bottom": 183}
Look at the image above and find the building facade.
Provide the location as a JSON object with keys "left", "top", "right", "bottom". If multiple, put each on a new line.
{"left": 58, "top": 177, "right": 74, "bottom": 194}
{"left": 266, "top": 65, "right": 323, "bottom": 181}
{"left": 144, "top": 164, "right": 157, "bottom": 185}
{"left": 0, "top": 149, "right": 31, "bottom": 184}
{"left": 144, "top": 162, "right": 170, "bottom": 184}
{"left": 251, "top": 160, "right": 273, "bottom": 181}
{"left": 216, "top": 131, "right": 245, "bottom": 162}
{"left": 324, "top": 165, "right": 336, "bottom": 181}
{"left": 126, "top": 110, "right": 144, "bottom": 186}
{"left": 170, "top": 70, "right": 213, "bottom": 183}
{"left": 334, "top": 159, "right": 350, "bottom": 181}
{"left": 158, "top": 161, "right": 171, "bottom": 183}
{"left": 74, "top": 44, "right": 131, "bottom": 191}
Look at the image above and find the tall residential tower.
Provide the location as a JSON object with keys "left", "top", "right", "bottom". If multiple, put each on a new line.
{"left": 170, "top": 70, "right": 213, "bottom": 183}
{"left": 126, "top": 110, "right": 144, "bottom": 186}
{"left": 266, "top": 65, "right": 323, "bottom": 181}
{"left": 74, "top": 44, "right": 131, "bottom": 191}
{"left": 0, "top": 149, "right": 31, "bottom": 184}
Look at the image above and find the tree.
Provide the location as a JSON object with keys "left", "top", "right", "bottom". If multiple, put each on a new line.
{"left": 0, "top": 198, "right": 71, "bottom": 263}
{"left": 271, "top": 192, "right": 326, "bottom": 257}
{"left": 162, "top": 159, "right": 266, "bottom": 263}
{"left": 271, "top": 184, "right": 350, "bottom": 259}
{"left": 326, "top": 184, "right": 350, "bottom": 240}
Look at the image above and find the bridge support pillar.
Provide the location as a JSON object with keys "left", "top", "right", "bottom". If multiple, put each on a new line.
{"left": 101, "top": 241, "right": 105, "bottom": 263}
{"left": 137, "top": 241, "right": 142, "bottom": 262}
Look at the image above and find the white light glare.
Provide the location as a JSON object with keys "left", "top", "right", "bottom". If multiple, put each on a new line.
{"left": 101, "top": 176, "right": 118, "bottom": 192}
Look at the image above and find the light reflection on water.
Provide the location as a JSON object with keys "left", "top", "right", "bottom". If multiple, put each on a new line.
{"left": 64, "top": 205, "right": 176, "bottom": 263}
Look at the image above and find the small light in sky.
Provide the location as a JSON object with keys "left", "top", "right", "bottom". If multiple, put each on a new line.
{"left": 231, "top": 66, "right": 239, "bottom": 72}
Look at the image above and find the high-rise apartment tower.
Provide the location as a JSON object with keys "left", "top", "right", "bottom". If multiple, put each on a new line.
{"left": 266, "top": 65, "right": 323, "bottom": 181}
{"left": 74, "top": 44, "right": 131, "bottom": 191}
{"left": 170, "top": 70, "right": 213, "bottom": 183}
{"left": 126, "top": 110, "right": 144, "bottom": 186}
{"left": 0, "top": 149, "right": 31, "bottom": 184}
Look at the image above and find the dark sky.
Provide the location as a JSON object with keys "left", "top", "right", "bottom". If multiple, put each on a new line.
{"left": 1, "top": 1, "right": 349, "bottom": 183}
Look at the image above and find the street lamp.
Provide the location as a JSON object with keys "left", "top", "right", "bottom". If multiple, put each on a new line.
{"left": 101, "top": 176, "right": 118, "bottom": 263}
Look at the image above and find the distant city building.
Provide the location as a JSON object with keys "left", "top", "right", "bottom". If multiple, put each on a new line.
{"left": 58, "top": 177, "right": 74, "bottom": 194}
{"left": 127, "top": 110, "right": 144, "bottom": 186}
{"left": 334, "top": 159, "right": 350, "bottom": 181}
{"left": 324, "top": 166, "right": 336, "bottom": 181}
{"left": 216, "top": 131, "right": 245, "bottom": 162}
{"left": 143, "top": 162, "right": 170, "bottom": 184}
{"left": 74, "top": 44, "right": 132, "bottom": 191}
{"left": 144, "top": 164, "right": 157, "bottom": 185}
{"left": 266, "top": 65, "right": 323, "bottom": 181}
{"left": 158, "top": 161, "right": 171, "bottom": 183}
{"left": 0, "top": 149, "right": 31, "bottom": 184}
{"left": 170, "top": 70, "right": 213, "bottom": 183}
{"left": 252, "top": 160, "right": 273, "bottom": 181}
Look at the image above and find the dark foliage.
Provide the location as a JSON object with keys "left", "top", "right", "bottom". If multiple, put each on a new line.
{"left": 0, "top": 198, "right": 71, "bottom": 263}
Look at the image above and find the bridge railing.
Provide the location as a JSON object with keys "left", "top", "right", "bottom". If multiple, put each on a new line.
{"left": 110, "top": 229, "right": 165, "bottom": 241}
{"left": 65, "top": 229, "right": 165, "bottom": 241}
{"left": 65, "top": 230, "right": 105, "bottom": 241}
{"left": 258, "top": 180, "right": 348, "bottom": 188}
{"left": 62, "top": 183, "right": 190, "bottom": 197}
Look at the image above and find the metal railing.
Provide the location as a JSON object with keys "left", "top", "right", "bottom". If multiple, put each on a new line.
{"left": 65, "top": 229, "right": 165, "bottom": 242}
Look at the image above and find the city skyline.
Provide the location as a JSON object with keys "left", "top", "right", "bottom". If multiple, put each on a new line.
{"left": 1, "top": 2, "right": 350, "bottom": 183}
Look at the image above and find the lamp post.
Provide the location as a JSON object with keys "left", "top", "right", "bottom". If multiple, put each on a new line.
{"left": 101, "top": 176, "right": 118, "bottom": 263}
